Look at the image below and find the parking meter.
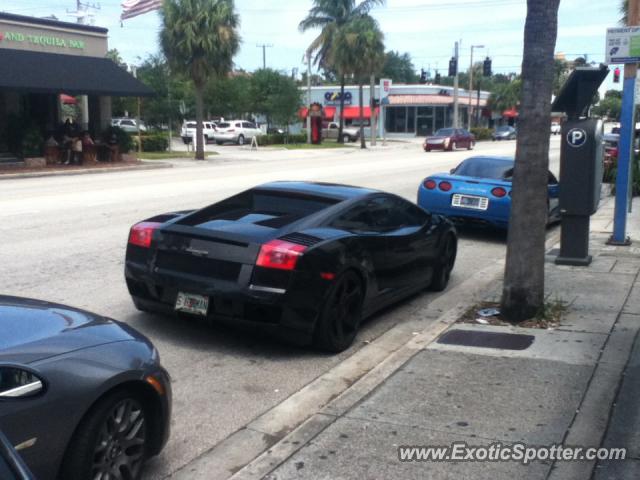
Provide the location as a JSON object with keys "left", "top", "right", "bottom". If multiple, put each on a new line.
{"left": 552, "top": 66, "right": 608, "bottom": 266}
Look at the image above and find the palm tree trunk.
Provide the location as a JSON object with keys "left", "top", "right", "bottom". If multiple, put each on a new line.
{"left": 194, "top": 85, "right": 205, "bottom": 160}
{"left": 337, "top": 74, "right": 346, "bottom": 143}
{"left": 501, "top": 0, "right": 560, "bottom": 321}
{"left": 359, "top": 82, "right": 366, "bottom": 149}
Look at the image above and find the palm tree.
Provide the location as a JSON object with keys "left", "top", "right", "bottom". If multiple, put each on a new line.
{"left": 621, "top": 0, "right": 629, "bottom": 24}
{"left": 501, "top": 0, "right": 561, "bottom": 321}
{"left": 160, "top": 0, "right": 240, "bottom": 160}
{"left": 299, "top": 0, "right": 385, "bottom": 143}
{"left": 488, "top": 80, "right": 522, "bottom": 119}
{"left": 330, "top": 15, "right": 384, "bottom": 148}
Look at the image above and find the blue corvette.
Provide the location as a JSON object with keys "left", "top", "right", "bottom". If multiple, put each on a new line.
{"left": 417, "top": 156, "right": 560, "bottom": 229}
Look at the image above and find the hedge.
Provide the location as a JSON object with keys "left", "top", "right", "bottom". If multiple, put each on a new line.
{"left": 470, "top": 127, "right": 493, "bottom": 141}
{"left": 256, "top": 133, "right": 308, "bottom": 146}
{"left": 132, "top": 132, "right": 169, "bottom": 152}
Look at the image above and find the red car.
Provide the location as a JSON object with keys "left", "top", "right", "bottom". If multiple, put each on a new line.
{"left": 424, "top": 128, "right": 475, "bottom": 152}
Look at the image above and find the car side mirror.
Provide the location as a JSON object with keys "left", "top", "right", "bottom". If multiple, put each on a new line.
{"left": 0, "top": 367, "right": 44, "bottom": 399}
{"left": 449, "top": 168, "right": 455, "bottom": 174}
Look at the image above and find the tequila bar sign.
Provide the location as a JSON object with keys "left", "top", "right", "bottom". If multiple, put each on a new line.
{"left": 0, "top": 31, "right": 85, "bottom": 50}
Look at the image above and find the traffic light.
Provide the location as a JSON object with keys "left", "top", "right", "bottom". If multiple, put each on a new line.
{"left": 419, "top": 68, "right": 427, "bottom": 84}
{"left": 483, "top": 57, "right": 492, "bottom": 76}
{"left": 435, "top": 72, "right": 441, "bottom": 84}
{"left": 613, "top": 67, "right": 621, "bottom": 83}
{"left": 448, "top": 57, "right": 457, "bottom": 77}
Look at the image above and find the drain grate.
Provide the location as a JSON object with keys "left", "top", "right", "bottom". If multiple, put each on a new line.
{"left": 437, "top": 329, "right": 534, "bottom": 350}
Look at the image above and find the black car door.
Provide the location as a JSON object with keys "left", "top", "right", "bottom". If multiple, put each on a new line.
{"left": 373, "top": 197, "right": 436, "bottom": 290}
{"left": 329, "top": 201, "right": 392, "bottom": 296}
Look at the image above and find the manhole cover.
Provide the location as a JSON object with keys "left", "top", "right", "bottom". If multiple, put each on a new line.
{"left": 437, "top": 329, "right": 534, "bottom": 350}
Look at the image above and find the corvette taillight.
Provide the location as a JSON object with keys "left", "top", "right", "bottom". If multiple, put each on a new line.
{"left": 256, "top": 240, "right": 308, "bottom": 271}
{"left": 491, "top": 187, "right": 507, "bottom": 198}
{"left": 128, "top": 222, "right": 161, "bottom": 248}
{"left": 424, "top": 179, "right": 437, "bottom": 190}
{"left": 439, "top": 181, "right": 452, "bottom": 192}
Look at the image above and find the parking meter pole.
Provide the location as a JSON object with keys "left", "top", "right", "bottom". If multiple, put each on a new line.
{"left": 610, "top": 68, "right": 636, "bottom": 245}
{"left": 306, "top": 51, "right": 312, "bottom": 145}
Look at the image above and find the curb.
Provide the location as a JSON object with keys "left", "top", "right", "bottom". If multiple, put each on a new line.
{"left": 0, "top": 161, "right": 172, "bottom": 180}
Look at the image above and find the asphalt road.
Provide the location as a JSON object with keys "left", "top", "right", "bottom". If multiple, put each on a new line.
{"left": 0, "top": 137, "right": 561, "bottom": 478}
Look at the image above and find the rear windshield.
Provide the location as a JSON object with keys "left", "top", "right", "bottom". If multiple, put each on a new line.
{"left": 178, "top": 190, "right": 339, "bottom": 229}
{"left": 217, "top": 122, "right": 230, "bottom": 128}
{"left": 185, "top": 122, "right": 196, "bottom": 128}
{"left": 454, "top": 158, "right": 514, "bottom": 179}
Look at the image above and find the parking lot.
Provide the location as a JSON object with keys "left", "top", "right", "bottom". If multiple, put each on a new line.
{"left": 0, "top": 137, "right": 560, "bottom": 478}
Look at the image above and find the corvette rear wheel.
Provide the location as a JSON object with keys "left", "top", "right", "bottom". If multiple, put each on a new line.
{"left": 315, "top": 271, "right": 364, "bottom": 352}
{"left": 60, "top": 390, "right": 148, "bottom": 480}
{"left": 430, "top": 235, "right": 456, "bottom": 292}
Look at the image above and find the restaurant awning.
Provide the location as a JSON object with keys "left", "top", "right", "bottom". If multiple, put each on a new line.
{"left": 0, "top": 48, "right": 154, "bottom": 97}
{"left": 341, "top": 106, "right": 380, "bottom": 119}
{"left": 503, "top": 108, "right": 519, "bottom": 118}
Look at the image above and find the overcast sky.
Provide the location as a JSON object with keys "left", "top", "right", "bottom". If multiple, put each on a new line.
{"left": 4, "top": 0, "right": 622, "bottom": 91}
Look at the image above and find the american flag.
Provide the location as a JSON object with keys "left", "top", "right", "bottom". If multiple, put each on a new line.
{"left": 121, "top": 0, "right": 163, "bottom": 21}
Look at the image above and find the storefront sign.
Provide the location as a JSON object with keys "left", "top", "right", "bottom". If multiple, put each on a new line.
{"left": 0, "top": 31, "right": 85, "bottom": 50}
{"left": 606, "top": 26, "right": 640, "bottom": 64}
{"left": 379, "top": 78, "right": 392, "bottom": 105}
{"left": 324, "top": 91, "right": 352, "bottom": 106}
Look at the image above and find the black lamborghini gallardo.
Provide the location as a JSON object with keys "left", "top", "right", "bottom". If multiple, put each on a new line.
{"left": 125, "top": 182, "right": 457, "bottom": 352}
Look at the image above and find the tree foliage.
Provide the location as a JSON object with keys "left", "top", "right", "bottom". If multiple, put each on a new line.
{"left": 248, "top": 69, "right": 302, "bottom": 127}
{"left": 160, "top": 0, "right": 240, "bottom": 159}
{"left": 381, "top": 51, "right": 418, "bottom": 83}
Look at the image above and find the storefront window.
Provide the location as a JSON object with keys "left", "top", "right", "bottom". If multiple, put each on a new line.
{"left": 435, "top": 107, "right": 446, "bottom": 131}
{"left": 385, "top": 107, "right": 407, "bottom": 133}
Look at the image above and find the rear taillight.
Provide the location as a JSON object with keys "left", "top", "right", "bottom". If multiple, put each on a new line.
{"left": 128, "top": 222, "right": 161, "bottom": 248}
{"left": 439, "top": 181, "right": 452, "bottom": 192}
{"left": 424, "top": 179, "right": 437, "bottom": 190}
{"left": 256, "top": 239, "right": 308, "bottom": 271}
{"left": 491, "top": 187, "right": 507, "bottom": 198}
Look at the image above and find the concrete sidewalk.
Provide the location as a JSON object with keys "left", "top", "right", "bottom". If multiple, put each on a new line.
{"left": 229, "top": 195, "right": 640, "bottom": 480}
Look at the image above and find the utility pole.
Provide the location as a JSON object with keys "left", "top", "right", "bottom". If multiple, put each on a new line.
{"left": 306, "top": 51, "right": 311, "bottom": 144}
{"left": 468, "top": 44, "right": 484, "bottom": 129}
{"left": 453, "top": 41, "right": 460, "bottom": 128}
{"left": 370, "top": 74, "right": 376, "bottom": 146}
{"left": 610, "top": 0, "right": 640, "bottom": 245}
{"left": 257, "top": 44, "right": 273, "bottom": 69}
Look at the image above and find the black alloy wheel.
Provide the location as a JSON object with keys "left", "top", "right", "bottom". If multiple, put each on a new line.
{"left": 61, "top": 391, "right": 148, "bottom": 480}
{"left": 430, "top": 235, "right": 456, "bottom": 292}
{"left": 237, "top": 135, "right": 245, "bottom": 145}
{"left": 315, "top": 271, "right": 364, "bottom": 352}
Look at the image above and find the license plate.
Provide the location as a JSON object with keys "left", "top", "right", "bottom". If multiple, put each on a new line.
{"left": 452, "top": 194, "right": 489, "bottom": 211}
{"left": 175, "top": 292, "right": 209, "bottom": 316}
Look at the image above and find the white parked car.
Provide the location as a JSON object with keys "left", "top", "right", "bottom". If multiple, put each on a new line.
{"left": 213, "top": 120, "right": 262, "bottom": 145}
{"left": 112, "top": 118, "right": 147, "bottom": 133}
{"left": 550, "top": 122, "right": 561, "bottom": 135}
{"left": 181, "top": 121, "right": 217, "bottom": 144}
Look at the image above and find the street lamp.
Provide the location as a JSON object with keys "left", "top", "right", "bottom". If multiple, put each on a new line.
{"left": 468, "top": 45, "right": 484, "bottom": 130}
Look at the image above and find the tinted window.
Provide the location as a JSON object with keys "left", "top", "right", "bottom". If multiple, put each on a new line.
{"left": 435, "top": 128, "right": 455, "bottom": 136}
{"left": 243, "top": 122, "right": 256, "bottom": 129}
{"left": 186, "top": 122, "right": 197, "bottom": 128}
{"left": 453, "top": 157, "right": 514, "bottom": 179}
{"left": 331, "top": 204, "right": 375, "bottom": 232}
{"left": 235, "top": 122, "right": 242, "bottom": 128}
{"left": 496, "top": 126, "right": 511, "bottom": 132}
{"left": 121, "top": 120, "right": 134, "bottom": 126}
{"left": 218, "top": 122, "right": 230, "bottom": 128}
{"left": 396, "top": 200, "right": 429, "bottom": 226}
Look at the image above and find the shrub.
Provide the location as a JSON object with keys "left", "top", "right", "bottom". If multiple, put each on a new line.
{"left": 135, "top": 133, "right": 169, "bottom": 152}
{"left": 609, "top": 157, "right": 640, "bottom": 196}
{"left": 470, "top": 127, "right": 493, "bottom": 141}
{"left": 256, "top": 133, "right": 308, "bottom": 146}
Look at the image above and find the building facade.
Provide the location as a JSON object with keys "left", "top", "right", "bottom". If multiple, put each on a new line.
{"left": 299, "top": 83, "right": 490, "bottom": 137}
{"left": 0, "top": 12, "right": 150, "bottom": 160}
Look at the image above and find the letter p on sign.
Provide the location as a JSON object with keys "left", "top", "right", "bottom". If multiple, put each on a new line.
{"left": 567, "top": 128, "right": 587, "bottom": 148}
